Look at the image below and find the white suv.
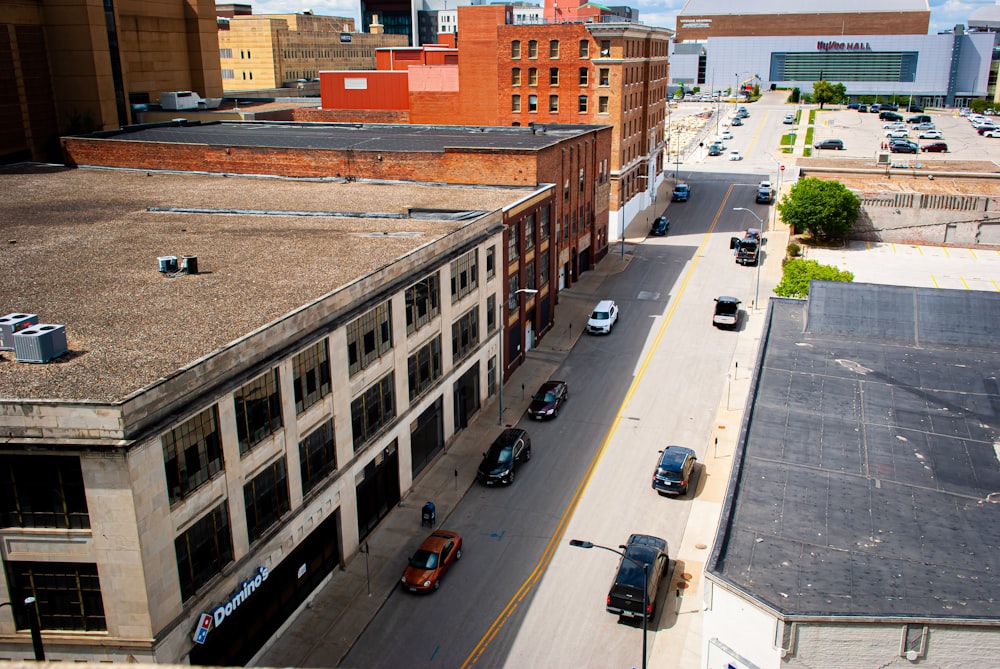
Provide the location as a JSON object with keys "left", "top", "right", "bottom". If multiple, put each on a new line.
{"left": 587, "top": 300, "right": 619, "bottom": 335}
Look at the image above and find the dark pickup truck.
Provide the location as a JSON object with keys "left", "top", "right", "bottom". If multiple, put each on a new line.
{"left": 731, "top": 228, "right": 761, "bottom": 266}
{"left": 605, "top": 534, "right": 669, "bottom": 620}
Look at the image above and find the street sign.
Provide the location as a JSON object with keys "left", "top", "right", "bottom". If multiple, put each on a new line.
{"left": 780, "top": 165, "right": 786, "bottom": 171}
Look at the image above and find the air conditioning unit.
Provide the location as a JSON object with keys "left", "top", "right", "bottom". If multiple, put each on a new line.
{"left": 0, "top": 313, "right": 38, "bottom": 350}
{"left": 158, "top": 255, "right": 178, "bottom": 272}
{"left": 14, "top": 324, "right": 68, "bottom": 363}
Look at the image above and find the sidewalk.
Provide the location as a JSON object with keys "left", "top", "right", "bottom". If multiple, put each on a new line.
{"left": 253, "top": 182, "right": 672, "bottom": 668}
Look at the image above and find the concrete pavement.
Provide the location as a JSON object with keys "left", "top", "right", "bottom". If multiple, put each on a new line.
{"left": 253, "top": 172, "right": 789, "bottom": 668}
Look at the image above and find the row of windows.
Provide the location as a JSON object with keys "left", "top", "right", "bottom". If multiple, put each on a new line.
{"left": 347, "top": 301, "right": 393, "bottom": 377}
{"left": 511, "top": 39, "right": 594, "bottom": 60}
{"left": 508, "top": 206, "right": 552, "bottom": 261}
{"left": 282, "top": 50, "right": 333, "bottom": 59}
{"left": 1, "top": 455, "right": 90, "bottom": 529}
{"left": 285, "top": 71, "right": 318, "bottom": 80}
{"left": 511, "top": 94, "right": 606, "bottom": 114}
{"left": 450, "top": 249, "right": 479, "bottom": 303}
{"left": 220, "top": 48, "right": 233, "bottom": 59}
{"left": 511, "top": 66, "right": 611, "bottom": 88}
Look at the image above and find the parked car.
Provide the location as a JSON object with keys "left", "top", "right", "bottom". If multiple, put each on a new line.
{"left": 400, "top": 530, "right": 462, "bottom": 592}
{"left": 650, "top": 216, "right": 670, "bottom": 236}
{"left": 857, "top": 104, "right": 868, "bottom": 113}
{"left": 708, "top": 144, "right": 723, "bottom": 156}
{"left": 882, "top": 121, "right": 906, "bottom": 130}
{"left": 885, "top": 129, "right": 910, "bottom": 139}
{"left": 984, "top": 129, "right": 1000, "bottom": 138}
{"left": 918, "top": 130, "right": 943, "bottom": 139}
{"left": 730, "top": 116, "right": 743, "bottom": 126}
{"left": 728, "top": 150, "right": 743, "bottom": 161}
{"left": 587, "top": 299, "right": 619, "bottom": 334}
{"left": 915, "top": 122, "right": 936, "bottom": 131}
{"left": 869, "top": 103, "right": 881, "bottom": 112}
{"left": 921, "top": 142, "right": 948, "bottom": 153}
{"left": 605, "top": 535, "right": 670, "bottom": 621}
{"left": 477, "top": 428, "right": 531, "bottom": 485}
{"left": 890, "top": 141, "right": 918, "bottom": 153}
{"left": 713, "top": 296, "right": 742, "bottom": 329}
{"left": 879, "top": 111, "right": 903, "bottom": 121}
{"left": 737, "top": 106, "right": 749, "bottom": 118}
{"left": 813, "top": 139, "right": 845, "bottom": 150}
{"left": 977, "top": 124, "right": 999, "bottom": 135}
{"left": 907, "top": 104, "right": 924, "bottom": 112}
{"left": 527, "top": 380, "right": 568, "bottom": 420}
{"left": 783, "top": 113, "right": 795, "bottom": 124}
{"left": 719, "top": 130, "right": 734, "bottom": 140}
{"left": 652, "top": 446, "right": 698, "bottom": 496}
{"left": 907, "top": 114, "right": 931, "bottom": 124}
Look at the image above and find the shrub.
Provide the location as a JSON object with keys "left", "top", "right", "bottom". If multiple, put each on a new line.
{"left": 787, "top": 242, "right": 802, "bottom": 257}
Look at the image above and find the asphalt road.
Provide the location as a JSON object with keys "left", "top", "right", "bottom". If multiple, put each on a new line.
{"left": 340, "top": 173, "right": 773, "bottom": 668}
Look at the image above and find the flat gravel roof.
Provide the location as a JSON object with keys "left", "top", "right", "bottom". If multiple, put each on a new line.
{"left": 97, "top": 121, "right": 602, "bottom": 153}
{"left": 0, "top": 165, "right": 524, "bottom": 402}
{"left": 711, "top": 282, "right": 1000, "bottom": 620}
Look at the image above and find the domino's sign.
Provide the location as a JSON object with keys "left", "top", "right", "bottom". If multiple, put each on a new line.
{"left": 192, "top": 566, "right": 269, "bottom": 643}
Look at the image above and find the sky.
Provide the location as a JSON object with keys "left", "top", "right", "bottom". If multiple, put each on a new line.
{"left": 246, "top": 0, "right": 1000, "bottom": 37}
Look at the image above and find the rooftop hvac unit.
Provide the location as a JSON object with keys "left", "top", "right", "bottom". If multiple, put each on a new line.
{"left": 158, "top": 256, "right": 178, "bottom": 273}
{"left": 14, "top": 324, "right": 68, "bottom": 363}
{"left": 0, "top": 313, "right": 38, "bottom": 350}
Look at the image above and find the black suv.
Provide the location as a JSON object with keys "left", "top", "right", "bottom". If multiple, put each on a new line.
{"left": 605, "top": 534, "right": 669, "bottom": 620}
{"left": 652, "top": 446, "right": 698, "bottom": 495}
{"left": 879, "top": 111, "right": 903, "bottom": 121}
{"left": 477, "top": 428, "right": 531, "bottom": 485}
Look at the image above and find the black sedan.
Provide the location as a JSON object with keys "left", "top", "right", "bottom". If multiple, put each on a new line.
{"left": 527, "top": 380, "right": 568, "bottom": 420}
{"left": 650, "top": 216, "right": 670, "bottom": 236}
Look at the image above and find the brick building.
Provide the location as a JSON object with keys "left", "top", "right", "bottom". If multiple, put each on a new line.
{"left": 218, "top": 12, "right": 408, "bottom": 92}
{"left": 315, "top": 4, "right": 672, "bottom": 255}
{"left": 0, "top": 0, "right": 222, "bottom": 163}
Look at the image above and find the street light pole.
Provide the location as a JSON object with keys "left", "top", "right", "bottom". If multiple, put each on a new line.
{"left": 498, "top": 287, "right": 538, "bottom": 425}
{"left": 0, "top": 598, "right": 45, "bottom": 661}
{"left": 569, "top": 539, "right": 648, "bottom": 669}
{"left": 733, "top": 207, "right": 765, "bottom": 311}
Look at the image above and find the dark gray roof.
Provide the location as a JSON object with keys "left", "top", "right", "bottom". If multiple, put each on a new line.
{"left": 709, "top": 282, "right": 1000, "bottom": 621}
{"left": 92, "top": 121, "right": 607, "bottom": 153}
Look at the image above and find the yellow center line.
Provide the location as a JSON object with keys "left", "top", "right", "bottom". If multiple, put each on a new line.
{"left": 460, "top": 183, "right": 738, "bottom": 668}
{"left": 931, "top": 274, "right": 940, "bottom": 288}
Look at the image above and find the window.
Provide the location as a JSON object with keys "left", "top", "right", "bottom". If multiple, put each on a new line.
{"left": 512, "top": 94, "right": 521, "bottom": 112}
{"left": 528, "top": 68, "right": 538, "bottom": 86}
{"left": 350, "top": 372, "right": 396, "bottom": 450}
{"left": 405, "top": 272, "right": 441, "bottom": 334}
{"left": 524, "top": 214, "right": 535, "bottom": 250}
{"left": 540, "top": 206, "right": 550, "bottom": 239}
{"left": 579, "top": 68, "right": 589, "bottom": 86}
{"left": 293, "top": 340, "right": 331, "bottom": 414}
{"left": 580, "top": 167, "right": 585, "bottom": 192}
{"left": 528, "top": 40, "right": 538, "bottom": 58}
{"left": 175, "top": 502, "right": 234, "bottom": 601}
{"left": 452, "top": 307, "right": 480, "bottom": 363}
{"left": 347, "top": 301, "right": 393, "bottom": 376}
{"left": 220, "top": 48, "right": 233, "bottom": 58}
{"left": 599, "top": 96, "right": 609, "bottom": 113}
{"left": 244, "top": 458, "right": 289, "bottom": 544}
{"left": 486, "top": 245, "right": 496, "bottom": 279}
{"left": 5, "top": 562, "right": 105, "bottom": 631}
{"left": 511, "top": 40, "right": 521, "bottom": 59}
{"left": 1, "top": 455, "right": 89, "bottom": 529}
{"left": 450, "top": 250, "right": 479, "bottom": 303}
{"left": 508, "top": 274, "right": 520, "bottom": 310}
{"left": 579, "top": 40, "right": 590, "bottom": 58}
{"left": 901, "top": 624, "right": 928, "bottom": 658}
{"left": 529, "top": 94, "right": 538, "bottom": 112}
{"left": 579, "top": 95, "right": 589, "bottom": 112}
{"left": 549, "top": 40, "right": 560, "bottom": 58}
{"left": 408, "top": 335, "right": 443, "bottom": 401}
{"left": 540, "top": 251, "right": 550, "bottom": 287}
{"left": 163, "top": 406, "right": 224, "bottom": 505}
{"left": 234, "top": 369, "right": 283, "bottom": 454}
{"left": 549, "top": 95, "right": 559, "bottom": 112}
{"left": 600, "top": 40, "right": 611, "bottom": 56}
{"left": 487, "top": 294, "right": 497, "bottom": 332}
{"left": 507, "top": 223, "right": 519, "bottom": 260}
{"left": 299, "top": 419, "right": 336, "bottom": 495}
{"left": 550, "top": 68, "right": 559, "bottom": 86}
{"left": 512, "top": 68, "right": 521, "bottom": 86}
{"left": 599, "top": 68, "right": 610, "bottom": 86}
{"left": 222, "top": 69, "right": 234, "bottom": 79}
{"left": 525, "top": 260, "right": 536, "bottom": 291}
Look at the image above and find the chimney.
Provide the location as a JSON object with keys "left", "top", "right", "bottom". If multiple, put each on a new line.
{"left": 370, "top": 13, "right": 384, "bottom": 34}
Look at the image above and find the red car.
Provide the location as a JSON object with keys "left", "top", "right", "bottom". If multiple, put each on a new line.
{"left": 400, "top": 530, "right": 463, "bottom": 592}
{"left": 921, "top": 142, "right": 948, "bottom": 153}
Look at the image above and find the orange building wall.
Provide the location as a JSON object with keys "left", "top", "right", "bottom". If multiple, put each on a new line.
{"left": 320, "top": 71, "right": 409, "bottom": 109}
{"left": 455, "top": 5, "right": 509, "bottom": 125}
{"left": 676, "top": 11, "right": 930, "bottom": 42}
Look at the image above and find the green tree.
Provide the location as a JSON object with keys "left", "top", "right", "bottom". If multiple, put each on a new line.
{"left": 788, "top": 87, "right": 801, "bottom": 103}
{"left": 774, "top": 259, "right": 854, "bottom": 298}
{"left": 776, "top": 177, "right": 860, "bottom": 239}
{"left": 811, "top": 80, "right": 843, "bottom": 109}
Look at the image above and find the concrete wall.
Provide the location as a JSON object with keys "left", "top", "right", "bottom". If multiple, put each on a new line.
{"left": 853, "top": 191, "right": 1000, "bottom": 246}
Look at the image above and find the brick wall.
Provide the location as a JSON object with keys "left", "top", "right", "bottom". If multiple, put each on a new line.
{"left": 293, "top": 108, "right": 409, "bottom": 123}
{"left": 677, "top": 12, "right": 930, "bottom": 42}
